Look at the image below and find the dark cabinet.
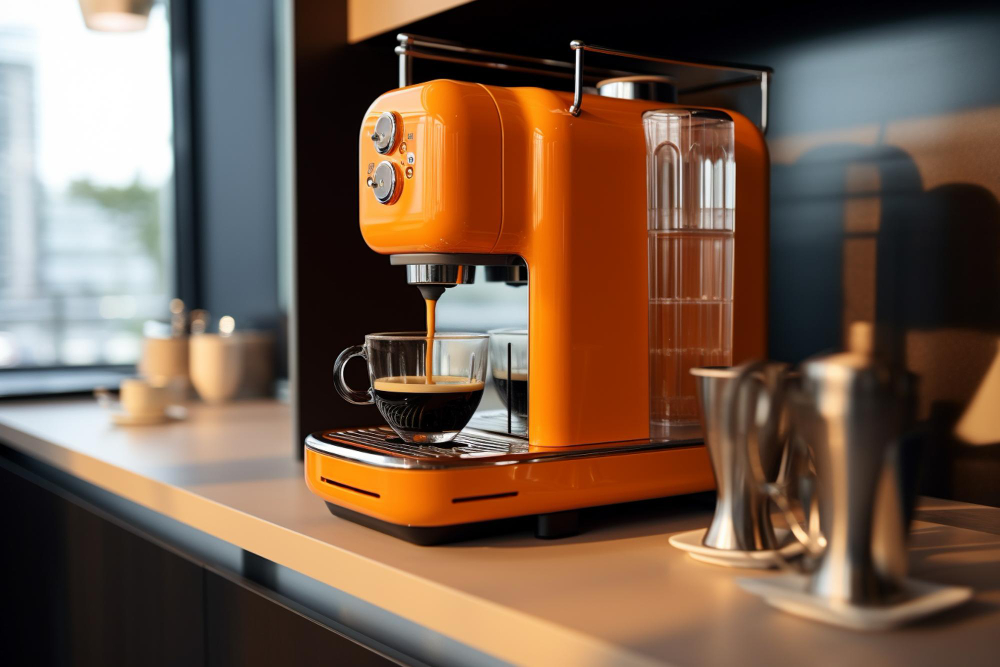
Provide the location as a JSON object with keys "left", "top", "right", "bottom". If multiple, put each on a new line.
{"left": 0, "top": 458, "right": 205, "bottom": 666}
{"left": 0, "top": 456, "right": 397, "bottom": 667}
{"left": 205, "top": 570, "right": 395, "bottom": 666}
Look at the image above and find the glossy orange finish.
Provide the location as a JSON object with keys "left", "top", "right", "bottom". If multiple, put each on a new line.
{"left": 359, "top": 81, "right": 502, "bottom": 253}
{"left": 485, "top": 87, "right": 653, "bottom": 446}
{"left": 331, "top": 81, "right": 769, "bottom": 530}
{"left": 730, "top": 114, "right": 770, "bottom": 363}
{"left": 305, "top": 442, "right": 714, "bottom": 527}
{"left": 358, "top": 82, "right": 769, "bottom": 447}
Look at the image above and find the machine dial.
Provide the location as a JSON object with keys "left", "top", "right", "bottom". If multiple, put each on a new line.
{"left": 370, "top": 160, "right": 400, "bottom": 204}
{"left": 370, "top": 112, "right": 399, "bottom": 155}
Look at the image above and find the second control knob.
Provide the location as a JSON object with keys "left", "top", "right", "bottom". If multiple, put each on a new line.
{"left": 370, "top": 160, "right": 401, "bottom": 204}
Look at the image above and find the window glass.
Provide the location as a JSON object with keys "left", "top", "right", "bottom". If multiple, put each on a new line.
{"left": 0, "top": 1, "right": 173, "bottom": 368}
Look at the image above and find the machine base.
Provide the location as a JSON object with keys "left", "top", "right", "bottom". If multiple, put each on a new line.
{"left": 326, "top": 502, "right": 583, "bottom": 545}
{"left": 326, "top": 495, "right": 717, "bottom": 546}
{"left": 306, "top": 424, "right": 715, "bottom": 543}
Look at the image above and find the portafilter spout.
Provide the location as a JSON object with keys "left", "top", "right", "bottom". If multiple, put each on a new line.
{"left": 392, "top": 252, "right": 527, "bottom": 299}
{"left": 405, "top": 264, "right": 475, "bottom": 302}
{"left": 392, "top": 252, "right": 527, "bottom": 300}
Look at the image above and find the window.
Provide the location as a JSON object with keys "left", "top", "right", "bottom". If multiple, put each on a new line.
{"left": 0, "top": 1, "right": 173, "bottom": 368}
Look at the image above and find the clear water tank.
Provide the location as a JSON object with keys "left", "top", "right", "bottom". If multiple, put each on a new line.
{"left": 644, "top": 109, "right": 736, "bottom": 437}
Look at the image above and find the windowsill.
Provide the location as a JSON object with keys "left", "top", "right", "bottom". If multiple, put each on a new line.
{"left": 0, "top": 367, "right": 134, "bottom": 399}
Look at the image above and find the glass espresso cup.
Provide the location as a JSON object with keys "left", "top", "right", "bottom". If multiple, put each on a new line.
{"left": 488, "top": 329, "right": 528, "bottom": 418}
{"left": 333, "top": 332, "right": 488, "bottom": 444}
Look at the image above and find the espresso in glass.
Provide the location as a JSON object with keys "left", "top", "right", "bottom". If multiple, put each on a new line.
{"left": 333, "top": 332, "right": 489, "bottom": 444}
{"left": 492, "top": 370, "right": 528, "bottom": 418}
{"left": 373, "top": 375, "right": 485, "bottom": 442}
{"left": 488, "top": 329, "right": 528, "bottom": 419}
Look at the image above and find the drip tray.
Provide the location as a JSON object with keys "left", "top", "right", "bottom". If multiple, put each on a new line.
{"left": 305, "top": 424, "right": 702, "bottom": 471}
{"left": 324, "top": 426, "right": 531, "bottom": 460}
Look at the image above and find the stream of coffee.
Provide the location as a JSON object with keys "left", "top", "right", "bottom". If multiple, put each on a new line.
{"left": 424, "top": 297, "right": 436, "bottom": 384}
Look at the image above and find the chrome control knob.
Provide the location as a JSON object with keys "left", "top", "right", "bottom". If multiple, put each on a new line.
{"left": 371, "top": 160, "right": 400, "bottom": 204}
{"left": 371, "top": 112, "right": 398, "bottom": 155}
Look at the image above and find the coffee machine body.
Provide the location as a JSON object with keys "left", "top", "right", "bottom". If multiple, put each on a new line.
{"left": 304, "top": 79, "right": 768, "bottom": 542}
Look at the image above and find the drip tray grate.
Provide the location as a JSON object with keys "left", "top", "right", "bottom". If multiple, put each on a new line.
{"left": 319, "top": 426, "right": 531, "bottom": 461}
{"left": 306, "top": 424, "right": 703, "bottom": 470}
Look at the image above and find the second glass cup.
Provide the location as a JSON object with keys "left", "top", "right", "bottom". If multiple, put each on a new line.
{"left": 488, "top": 329, "right": 528, "bottom": 419}
{"left": 333, "top": 332, "right": 488, "bottom": 444}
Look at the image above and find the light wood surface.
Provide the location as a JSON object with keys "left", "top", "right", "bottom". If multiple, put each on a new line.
{"left": 0, "top": 398, "right": 998, "bottom": 667}
{"left": 915, "top": 497, "right": 1000, "bottom": 536}
{"left": 348, "top": 0, "right": 473, "bottom": 44}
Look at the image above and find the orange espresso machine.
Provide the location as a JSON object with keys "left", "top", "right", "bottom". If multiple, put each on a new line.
{"left": 305, "top": 38, "right": 771, "bottom": 543}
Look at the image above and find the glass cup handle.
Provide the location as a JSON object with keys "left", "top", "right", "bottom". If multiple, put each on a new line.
{"left": 332, "top": 344, "right": 373, "bottom": 405}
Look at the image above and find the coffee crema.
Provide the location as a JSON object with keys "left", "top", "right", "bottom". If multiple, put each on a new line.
{"left": 373, "top": 376, "right": 485, "bottom": 393}
{"left": 372, "top": 375, "right": 485, "bottom": 441}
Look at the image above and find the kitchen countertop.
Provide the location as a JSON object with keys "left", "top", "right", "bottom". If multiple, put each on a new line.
{"left": 0, "top": 398, "right": 998, "bottom": 666}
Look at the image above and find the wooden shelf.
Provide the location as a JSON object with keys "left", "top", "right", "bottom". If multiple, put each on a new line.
{"left": 348, "top": 0, "right": 474, "bottom": 44}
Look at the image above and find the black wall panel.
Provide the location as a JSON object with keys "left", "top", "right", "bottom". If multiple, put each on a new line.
{"left": 193, "top": 0, "right": 280, "bottom": 334}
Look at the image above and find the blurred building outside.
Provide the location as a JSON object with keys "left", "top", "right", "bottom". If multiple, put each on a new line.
{"left": 0, "top": 2, "right": 174, "bottom": 369}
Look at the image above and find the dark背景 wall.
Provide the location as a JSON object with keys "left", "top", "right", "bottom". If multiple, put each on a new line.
{"left": 752, "top": 12, "right": 1000, "bottom": 505}
{"left": 172, "top": 0, "right": 282, "bottom": 349}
